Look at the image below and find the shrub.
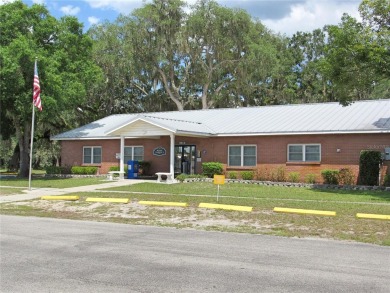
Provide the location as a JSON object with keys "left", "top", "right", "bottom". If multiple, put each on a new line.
{"left": 358, "top": 150, "right": 382, "bottom": 186}
{"left": 305, "top": 173, "right": 317, "bottom": 184}
{"left": 227, "top": 171, "right": 238, "bottom": 179}
{"left": 45, "top": 166, "right": 71, "bottom": 174}
{"left": 270, "top": 166, "right": 286, "bottom": 182}
{"left": 321, "top": 170, "right": 339, "bottom": 185}
{"left": 338, "top": 168, "right": 355, "bottom": 185}
{"left": 288, "top": 172, "right": 300, "bottom": 183}
{"left": 71, "top": 166, "right": 98, "bottom": 175}
{"left": 109, "top": 166, "right": 128, "bottom": 172}
{"left": 139, "top": 161, "right": 151, "bottom": 175}
{"left": 202, "top": 162, "right": 223, "bottom": 178}
{"left": 175, "top": 173, "right": 187, "bottom": 182}
{"left": 384, "top": 174, "right": 390, "bottom": 187}
{"left": 256, "top": 166, "right": 270, "bottom": 181}
{"left": 241, "top": 171, "right": 254, "bottom": 180}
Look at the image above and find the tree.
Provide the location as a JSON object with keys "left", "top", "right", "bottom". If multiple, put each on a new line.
{"left": 288, "top": 29, "right": 333, "bottom": 103}
{"left": 0, "top": 1, "right": 101, "bottom": 176}
{"left": 113, "top": 0, "right": 287, "bottom": 110}
{"left": 319, "top": 0, "right": 389, "bottom": 105}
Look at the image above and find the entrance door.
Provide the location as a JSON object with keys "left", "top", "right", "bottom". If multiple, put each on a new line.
{"left": 174, "top": 145, "right": 196, "bottom": 175}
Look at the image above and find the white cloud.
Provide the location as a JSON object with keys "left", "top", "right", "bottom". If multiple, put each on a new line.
{"left": 32, "top": 0, "right": 45, "bottom": 4}
{"left": 263, "top": 1, "right": 361, "bottom": 36}
{"left": 84, "top": 0, "right": 144, "bottom": 12}
{"left": 88, "top": 16, "right": 100, "bottom": 25}
{"left": 84, "top": 0, "right": 197, "bottom": 13}
{"left": 0, "top": 0, "right": 16, "bottom": 5}
{"left": 81, "top": 0, "right": 362, "bottom": 36}
{"left": 60, "top": 5, "right": 81, "bottom": 16}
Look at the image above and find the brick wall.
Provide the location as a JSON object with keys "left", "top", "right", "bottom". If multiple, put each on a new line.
{"left": 60, "top": 132, "right": 389, "bottom": 183}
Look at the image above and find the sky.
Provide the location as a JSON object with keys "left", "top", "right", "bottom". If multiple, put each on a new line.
{"left": 5, "top": 0, "right": 362, "bottom": 36}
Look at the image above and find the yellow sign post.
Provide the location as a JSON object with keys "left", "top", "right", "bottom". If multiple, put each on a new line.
{"left": 213, "top": 175, "right": 225, "bottom": 202}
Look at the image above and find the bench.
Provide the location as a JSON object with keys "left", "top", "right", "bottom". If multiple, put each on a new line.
{"left": 107, "top": 171, "right": 125, "bottom": 180}
{"left": 155, "top": 172, "right": 174, "bottom": 183}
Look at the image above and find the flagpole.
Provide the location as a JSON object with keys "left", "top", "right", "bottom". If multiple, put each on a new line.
{"left": 28, "top": 103, "right": 36, "bottom": 191}
{"left": 28, "top": 57, "right": 38, "bottom": 191}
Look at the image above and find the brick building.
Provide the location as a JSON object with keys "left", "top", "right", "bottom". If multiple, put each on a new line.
{"left": 52, "top": 100, "right": 390, "bottom": 183}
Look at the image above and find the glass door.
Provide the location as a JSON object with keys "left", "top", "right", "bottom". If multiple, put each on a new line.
{"left": 174, "top": 145, "right": 196, "bottom": 175}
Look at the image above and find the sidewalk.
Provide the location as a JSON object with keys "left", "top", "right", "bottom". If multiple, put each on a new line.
{"left": 0, "top": 179, "right": 151, "bottom": 203}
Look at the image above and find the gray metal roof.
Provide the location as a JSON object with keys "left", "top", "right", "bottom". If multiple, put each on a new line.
{"left": 52, "top": 99, "right": 390, "bottom": 140}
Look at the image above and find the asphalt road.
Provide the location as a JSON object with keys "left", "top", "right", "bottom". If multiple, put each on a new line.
{"left": 1, "top": 215, "right": 389, "bottom": 293}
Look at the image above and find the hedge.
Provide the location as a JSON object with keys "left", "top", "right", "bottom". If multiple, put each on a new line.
{"left": 45, "top": 166, "right": 72, "bottom": 175}
{"left": 202, "top": 162, "right": 223, "bottom": 178}
{"left": 71, "top": 166, "right": 98, "bottom": 175}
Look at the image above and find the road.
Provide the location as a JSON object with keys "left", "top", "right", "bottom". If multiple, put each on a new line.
{"left": 1, "top": 215, "right": 389, "bottom": 292}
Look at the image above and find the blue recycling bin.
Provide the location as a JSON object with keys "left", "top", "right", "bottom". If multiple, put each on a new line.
{"left": 127, "top": 160, "right": 139, "bottom": 179}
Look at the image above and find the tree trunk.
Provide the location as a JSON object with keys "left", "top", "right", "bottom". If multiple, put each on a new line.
{"left": 15, "top": 119, "right": 31, "bottom": 178}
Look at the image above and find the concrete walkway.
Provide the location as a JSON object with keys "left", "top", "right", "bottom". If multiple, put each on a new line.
{"left": 0, "top": 179, "right": 152, "bottom": 203}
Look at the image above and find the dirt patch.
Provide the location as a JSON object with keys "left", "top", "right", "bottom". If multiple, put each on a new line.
{"left": 3, "top": 199, "right": 390, "bottom": 245}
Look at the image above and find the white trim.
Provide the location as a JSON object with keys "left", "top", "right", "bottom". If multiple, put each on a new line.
{"left": 83, "top": 146, "right": 102, "bottom": 164}
{"left": 170, "top": 134, "right": 175, "bottom": 175}
{"left": 287, "top": 144, "right": 321, "bottom": 162}
{"left": 105, "top": 117, "right": 176, "bottom": 136}
{"left": 124, "top": 145, "right": 144, "bottom": 162}
{"left": 52, "top": 129, "right": 389, "bottom": 141}
{"left": 228, "top": 145, "right": 257, "bottom": 167}
{"left": 120, "top": 136, "right": 124, "bottom": 174}
{"left": 216, "top": 130, "right": 390, "bottom": 137}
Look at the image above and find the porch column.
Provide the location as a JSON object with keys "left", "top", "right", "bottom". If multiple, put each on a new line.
{"left": 120, "top": 135, "right": 125, "bottom": 179}
{"left": 170, "top": 133, "right": 175, "bottom": 175}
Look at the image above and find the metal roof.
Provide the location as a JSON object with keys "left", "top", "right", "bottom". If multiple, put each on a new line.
{"left": 51, "top": 99, "right": 390, "bottom": 140}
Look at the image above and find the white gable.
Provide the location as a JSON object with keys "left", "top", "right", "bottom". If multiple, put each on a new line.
{"left": 107, "top": 119, "right": 173, "bottom": 137}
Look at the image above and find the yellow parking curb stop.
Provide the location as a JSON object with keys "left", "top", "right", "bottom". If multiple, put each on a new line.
{"left": 139, "top": 201, "right": 188, "bottom": 207}
{"left": 199, "top": 203, "right": 252, "bottom": 212}
{"left": 356, "top": 213, "right": 390, "bottom": 220}
{"left": 85, "top": 197, "right": 129, "bottom": 203}
{"left": 41, "top": 196, "right": 79, "bottom": 201}
{"left": 273, "top": 207, "right": 336, "bottom": 216}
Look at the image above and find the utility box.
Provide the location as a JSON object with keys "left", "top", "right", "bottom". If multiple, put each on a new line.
{"left": 127, "top": 160, "right": 139, "bottom": 179}
{"left": 385, "top": 148, "right": 390, "bottom": 161}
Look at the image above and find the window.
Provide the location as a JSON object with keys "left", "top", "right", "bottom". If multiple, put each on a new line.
{"left": 124, "top": 146, "right": 144, "bottom": 162}
{"left": 83, "top": 146, "right": 101, "bottom": 164}
{"left": 228, "top": 145, "right": 257, "bottom": 167}
{"left": 288, "top": 144, "right": 320, "bottom": 162}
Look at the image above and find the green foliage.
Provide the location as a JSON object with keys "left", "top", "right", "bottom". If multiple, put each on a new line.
{"left": 0, "top": 1, "right": 102, "bottom": 177}
{"left": 227, "top": 171, "right": 238, "bottom": 179}
{"left": 71, "top": 166, "right": 98, "bottom": 175}
{"left": 321, "top": 170, "right": 339, "bottom": 185}
{"left": 240, "top": 171, "right": 254, "bottom": 180}
{"left": 383, "top": 174, "right": 390, "bottom": 187}
{"left": 305, "top": 173, "right": 317, "bottom": 184}
{"left": 359, "top": 150, "right": 382, "bottom": 186}
{"left": 45, "top": 166, "right": 71, "bottom": 175}
{"left": 288, "top": 172, "right": 300, "bottom": 183}
{"left": 109, "top": 166, "right": 128, "bottom": 172}
{"left": 202, "top": 162, "right": 223, "bottom": 178}
{"left": 139, "top": 161, "right": 151, "bottom": 175}
{"left": 338, "top": 168, "right": 355, "bottom": 185}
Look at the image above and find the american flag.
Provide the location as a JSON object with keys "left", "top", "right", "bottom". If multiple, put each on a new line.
{"left": 33, "top": 60, "right": 42, "bottom": 111}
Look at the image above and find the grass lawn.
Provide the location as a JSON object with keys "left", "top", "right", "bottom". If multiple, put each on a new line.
{"left": 0, "top": 177, "right": 107, "bottom": 191}
{"left": 1, "top": 180, "right": 389, "bottom": 245}
{"left": 105, "top": 182, "right": 390, "bottom": 203}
